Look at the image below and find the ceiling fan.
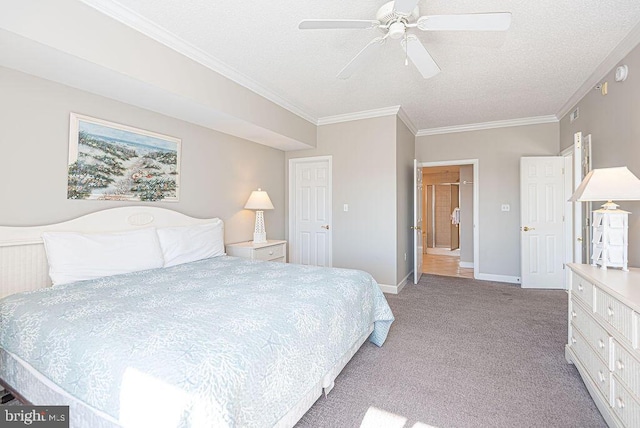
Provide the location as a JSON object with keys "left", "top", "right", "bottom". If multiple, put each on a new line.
{"left": 298, "top": 0, "right": 511, "bottom": 79}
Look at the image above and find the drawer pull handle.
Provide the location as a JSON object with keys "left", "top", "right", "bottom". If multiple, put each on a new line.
{"left": 269, "top": 251, "right": 274, "bottom": 255}
{"left": 616, "top": 397, "right": 625, "bottom": 409}
{"left": 607, "top": 306, "right": 614, "bottom": 317}
{"left": 616, "top": 360, "right": 625, "bottom": 371}
{"left": 598, "top": 371, "right": 606, "bottom": 383}
{"left": 598, "top": 339, "right": 605, "bottom": 349}
{"left": 577, "top": 284, "right": 584, "bottom": 291}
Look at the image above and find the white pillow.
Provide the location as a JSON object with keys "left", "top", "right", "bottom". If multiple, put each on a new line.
{"left": 42, "top": 228, "right": 164, "bottom": 286}
{"left": 156, "top": 219, "right": 225, "bottom": 267}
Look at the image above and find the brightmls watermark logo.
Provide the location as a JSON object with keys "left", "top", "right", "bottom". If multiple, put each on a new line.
{"left": 2, "top": 406, "right": 69, "bottom": 427}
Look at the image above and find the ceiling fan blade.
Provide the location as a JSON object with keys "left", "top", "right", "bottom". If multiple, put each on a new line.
{"left": 417, "top": 12, "right": 512, "bottom": 31}
{"left": 402, "top": 35, "right": 441, "bottom": 79}
{"left": 394, "top": 0, "right": 419, "bottom": 16}
{"left": 337, "top": 37, "right": 386, "bottom": 80}
{"left": 299, "top": 19, "right": 380, "bottom": 30}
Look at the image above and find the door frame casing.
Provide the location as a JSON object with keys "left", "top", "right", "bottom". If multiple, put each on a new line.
{"left": 418, "top": 159, "right": 479, "bottom": 278}
{"left": 288, "top": 155, "right": 333, "bottom": 266}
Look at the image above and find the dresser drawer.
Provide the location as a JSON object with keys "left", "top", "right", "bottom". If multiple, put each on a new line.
{"left": 254, "top": 244, "right": 285, "bottom": 261}
{"left": 612, "top": 339, "right": 640, "bottom": 398}
{"left": 595, "top": 287, "right": 634, "bottom": 344}
{"left": 570, "top": 328, "right": 611, "bottom": 402}
{"left": 572, "top": 272, "right": 594, "bottom": 309}
{"left": 612, "top": 376, "right": 640, "bottom": 428}
{"left": 571, "top": 299, "right": 610, "bottom": 364}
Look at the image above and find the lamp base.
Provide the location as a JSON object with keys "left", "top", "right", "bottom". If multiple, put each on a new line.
{"left": 253, "top": 232, "right": 267, "bottom": 244}
{"left": 252, "top": 210, "right": 267, "bottom": 244}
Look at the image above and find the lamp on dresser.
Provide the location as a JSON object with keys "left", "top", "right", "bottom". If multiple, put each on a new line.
{"left": 244, "top": 188, "right": 274, "bottom": 244}
{"left": 569, "top": 166, "right": 640, "bottom": 270}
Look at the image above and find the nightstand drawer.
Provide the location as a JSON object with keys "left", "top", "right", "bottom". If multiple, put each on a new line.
{"left": 254, "top": 244, "right": 285, "bottom": 261}
{"left": 226, "top": 240, "right": 287, "bottom": 262}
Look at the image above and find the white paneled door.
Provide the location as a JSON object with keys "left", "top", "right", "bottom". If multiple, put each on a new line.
{"left": 413, "top": 159, "right": 423, "bottom": 284}
{"left": 289, "top": 156, "right": 332, "bottom": 267}
{"left": 520, "top": 156, "right": 565, "bottom": 289}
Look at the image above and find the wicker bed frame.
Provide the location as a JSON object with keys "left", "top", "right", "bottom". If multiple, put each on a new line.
{"left": 0, "top": 207, "right": 374, "bottom": 427}
{"left": 0, "top": 207, "right": 215, "bottom": 299}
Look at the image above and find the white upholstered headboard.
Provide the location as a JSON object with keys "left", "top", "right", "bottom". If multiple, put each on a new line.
{"left": 0, "top": 207, "right": 219, "bottom": 298}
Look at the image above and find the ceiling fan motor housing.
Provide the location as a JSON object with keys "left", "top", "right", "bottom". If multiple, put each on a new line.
{"left": 376, "top": 1, "right": 419, "bottom": 24}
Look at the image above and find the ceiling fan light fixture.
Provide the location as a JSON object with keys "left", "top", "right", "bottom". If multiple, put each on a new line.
{"left": 388, "top": 21, "right": 406, "bottom": 39}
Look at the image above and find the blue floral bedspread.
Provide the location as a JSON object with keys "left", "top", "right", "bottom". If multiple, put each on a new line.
{"left": 0, "top": 256, "right": 394, "bottom": 427}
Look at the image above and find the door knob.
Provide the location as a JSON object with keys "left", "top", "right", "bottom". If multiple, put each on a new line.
{"left": 577, "top": 237, "right": 583, "bottom": 242}
{"left": 410, "top": 226, "right": 422, "bottom": 230}
{"left": 321, "top": 225, "right": 330, "bottom": 230}
{"left": 522, "top": 226, "right": 535, "bottom": 232}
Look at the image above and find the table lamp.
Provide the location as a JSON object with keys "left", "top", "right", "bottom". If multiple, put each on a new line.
{"left": 244, "top": 188, "right": 274, "bottom": 244}
{"left": 569, "top": 166, "right": 640, "bottom": 270}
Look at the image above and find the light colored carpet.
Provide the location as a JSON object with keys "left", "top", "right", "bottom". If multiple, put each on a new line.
{"left": 296, "top": 274, "right": 606, "bottom": 428}
{"left": 2, "top": 274, "right": 607, "bottom": 426}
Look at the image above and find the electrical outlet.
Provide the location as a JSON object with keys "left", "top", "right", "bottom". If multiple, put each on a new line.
{"left": 501, "top": 204, "right": 510, "bottom": 212}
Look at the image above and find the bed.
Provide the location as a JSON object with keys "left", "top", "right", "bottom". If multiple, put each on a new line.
{"left": 0, "top": 207, "right": 394, "bottom": 428}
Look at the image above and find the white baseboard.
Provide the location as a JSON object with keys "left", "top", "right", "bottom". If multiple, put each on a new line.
{"left": 378, "top": 284, "right": 398, "bottom": 294}
{"left": 459, "top": 261, "right": 474, "bottom": 269}
{"left": 475, "top": 273, "right": 521, "bottom": 284}
{"left": 378, "top": 272, "right": 412, "bottom": 294}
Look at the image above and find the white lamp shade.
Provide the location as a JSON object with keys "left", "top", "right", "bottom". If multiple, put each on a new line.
{"left": 244, "top": 189, "right": 274, "bottom": 210}
{"left": 569, "top": 167, "right": 640, "bottom": 202}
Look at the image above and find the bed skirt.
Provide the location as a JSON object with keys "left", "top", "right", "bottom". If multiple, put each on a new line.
{"left": 1, "top": 324, "right": 374, "bottom": 428}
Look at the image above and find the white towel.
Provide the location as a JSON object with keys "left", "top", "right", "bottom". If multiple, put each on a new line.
{"left": 451, "top": 207, "right": 460, "bottom": 225}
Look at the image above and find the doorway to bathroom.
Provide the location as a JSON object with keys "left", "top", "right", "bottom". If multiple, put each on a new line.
{"left": 422, "top": 163, "right": 475, "bottom": 279}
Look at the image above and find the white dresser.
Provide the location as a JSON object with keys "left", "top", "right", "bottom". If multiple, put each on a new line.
{"left": 225, "top": 240, "right": 287, "bottom": 263}
{"left": 567, "top": 263, "right": 640, "bottom": 427}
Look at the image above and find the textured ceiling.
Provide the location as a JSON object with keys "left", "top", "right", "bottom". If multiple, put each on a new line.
{"left": 88, "top": 0, "right": 640, "bottom": 130}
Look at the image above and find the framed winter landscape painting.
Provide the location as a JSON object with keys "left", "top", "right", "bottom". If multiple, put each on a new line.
{"left": 67, "top": 113, "right": 181, "bottom": 201}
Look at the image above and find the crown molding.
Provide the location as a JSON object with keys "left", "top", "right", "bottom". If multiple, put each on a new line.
{"left": 397, "top": 106, "right": 418, "bottom": 135}
{"left": 317, "top": 106, "right": 402, "bottom": 126}
{"left": 556, "top": 21, "right": 640, "bottom": 121}
{"left": 80, "top": 0, "right": 318, "bottom": 125}
{"left": 416, "top": 115, "right": 558, "bottom": 136}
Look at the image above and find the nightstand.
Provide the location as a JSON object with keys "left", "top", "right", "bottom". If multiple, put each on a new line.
{"left": 226, "top": 240, "right": 287, "bottom": 263}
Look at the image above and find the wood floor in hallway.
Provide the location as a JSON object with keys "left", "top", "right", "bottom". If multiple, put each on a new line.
{"left": 424, "top": 253, "right": 474, "bottom": 279}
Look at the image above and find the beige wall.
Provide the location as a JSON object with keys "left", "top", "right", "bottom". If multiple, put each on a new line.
{"left": 0, "top": 0, "right": 316, "bottom": 150}
{"left": 560, "top": 42, "right": 640, "bottom": 267}
{"left": 396, "top": 117, "right": 414, "bottom": 285}
{"left": 0, "top": 67, "right": 285, "bottom": 243}
{"left": 416, "top": 123, "right": 560, "bottom": 279}
{"left": 286, "top": 115, "right": 399, "bottom": 286}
